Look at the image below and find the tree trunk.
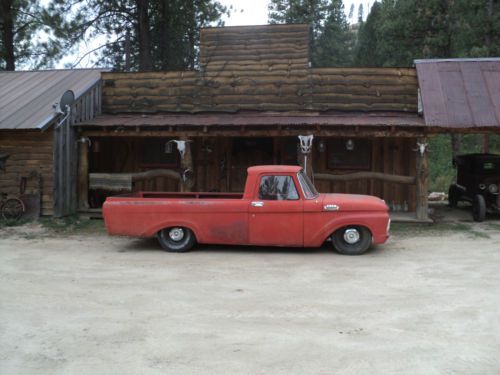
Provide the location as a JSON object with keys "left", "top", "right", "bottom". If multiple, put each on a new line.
{"left": 1, "top": 0, "right": 15, "bottom": 70}
{"left": 136, "top": 0, "right": 153, "bottom": 71}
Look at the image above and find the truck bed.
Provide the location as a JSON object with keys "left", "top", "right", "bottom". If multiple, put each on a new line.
{"left": 109, "top": 192, "right": 244, "bottom": 200}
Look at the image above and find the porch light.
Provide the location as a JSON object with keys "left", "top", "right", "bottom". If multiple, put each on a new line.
{"left": 165, "top": 141, "right": 173, "bottom": 154}
{"left": 318, "top": 140, "right": 326, "bottom": 153}
{"left": 346, "top": 139, "right": 354, "bottom": 151}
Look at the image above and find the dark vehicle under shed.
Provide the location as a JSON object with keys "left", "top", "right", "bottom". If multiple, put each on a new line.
{"left": 448, "top": 153, "right": 500, "bottom": 222}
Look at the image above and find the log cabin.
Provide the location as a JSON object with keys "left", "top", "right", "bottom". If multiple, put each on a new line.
{"left": 80, "top": 24, "right": 430, "bottom": 221}
{"left": 0, "top": 69, "right": 105, "bottom": 216}
{"left": 2, "top": 25, "right": 498, "bottom": 221}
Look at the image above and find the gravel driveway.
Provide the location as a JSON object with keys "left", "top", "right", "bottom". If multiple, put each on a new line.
{"left": 1, "top": 222, "right": 500, "bottom": 374}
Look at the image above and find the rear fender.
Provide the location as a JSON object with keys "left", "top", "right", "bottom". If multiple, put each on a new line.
{"left": 146, "top": 220, "right": 201, "bottom": 240}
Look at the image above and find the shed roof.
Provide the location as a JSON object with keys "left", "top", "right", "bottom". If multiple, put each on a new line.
{"left": 415, "top": 58, "right": 500, "bottom": 128}
{"left": 0, "top": 69, "right": 105, "bottom": 130}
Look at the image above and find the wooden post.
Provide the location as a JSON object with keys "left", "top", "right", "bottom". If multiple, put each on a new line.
{"left": 297, "top": 136, "right": 313, "bottom": 179}
{"left": 415, "top": 137, "right": 429, "bottom": 220}
{"left": 180, "top": 136, "right": 194, "bottom": 192}
{"left": 78, "top": 137, "right": 89, "bottom": 210}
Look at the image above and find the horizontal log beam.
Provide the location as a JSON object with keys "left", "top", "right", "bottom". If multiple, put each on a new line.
{"left": 80, "top": 128, "right": 425, "bottom": 138}
{"left": 314, "top": 172, "right": 416, "bottom": 184}
{"left": 131, "top": 169, "right": 180, "bottom": 182}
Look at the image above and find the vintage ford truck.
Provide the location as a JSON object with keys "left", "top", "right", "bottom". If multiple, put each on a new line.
{"left": 103, "top": 165, "right": 390, "bottom": 255}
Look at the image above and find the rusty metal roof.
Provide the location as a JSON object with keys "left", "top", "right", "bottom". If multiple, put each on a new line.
{"left": 415, "top": 58, "right": 500, "bottom": 128}
{"left": 80, "top": 112, "right": 424, "bottom": 128}
{"left": 0, "top": 69, "right": 105, "bottom": 130}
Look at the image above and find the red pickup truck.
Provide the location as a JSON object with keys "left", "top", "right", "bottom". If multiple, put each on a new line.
{"left": 103, "top": 165, "right": 390, "bottom": 255}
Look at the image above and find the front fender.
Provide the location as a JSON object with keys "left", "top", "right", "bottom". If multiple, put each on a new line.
{"left": 306, "top": 212, "right": 387, "bottom": 247}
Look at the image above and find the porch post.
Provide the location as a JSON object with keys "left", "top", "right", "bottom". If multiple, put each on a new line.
{"left": 180, "top": 136, "right": 194, "bottom": 192}
{"left": 77, "top": 137, "right": 90, "bottom": 209}
{"left": 416, "top": 137, "right": 429, "bottom": 220}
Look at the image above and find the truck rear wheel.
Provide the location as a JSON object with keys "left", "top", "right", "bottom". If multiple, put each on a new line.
{"left": 157, "top": 227, "right": 196, "bottom": 252}
{"left": 332, "top": 226, "right": 372, "bottom": 255}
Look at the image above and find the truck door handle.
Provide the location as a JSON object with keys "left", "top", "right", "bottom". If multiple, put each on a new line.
{"left": 251, "top": 201, "right": 264, "bottom": 207}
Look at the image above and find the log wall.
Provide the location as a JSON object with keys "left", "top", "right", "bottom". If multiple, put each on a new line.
{"left": 200, "top": 24, "right": 310, "bottom": 71}
{"left": 102, "top": 68, "right": 418, "bottom": 114}
{"left": 101, "top": 24, "right": 417, "bottom": 113}
{"left": 0, "top": 130, "right": 54, "bottom": 215}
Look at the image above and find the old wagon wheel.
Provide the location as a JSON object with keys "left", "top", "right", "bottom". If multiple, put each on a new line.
{"left": 1, "top": 198, "right": 25, "bottom": 220}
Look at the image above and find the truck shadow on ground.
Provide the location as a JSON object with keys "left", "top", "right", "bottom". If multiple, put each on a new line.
{"left": 118, "top": 237, "right": 383, "bottom": 256}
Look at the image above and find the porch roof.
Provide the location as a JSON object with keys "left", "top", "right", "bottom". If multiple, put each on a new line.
{"left": 79, "top": 111, "right": 425, "bottom": 128}
{"left": 415, "top": 58, "right": 500, "bottom": 128}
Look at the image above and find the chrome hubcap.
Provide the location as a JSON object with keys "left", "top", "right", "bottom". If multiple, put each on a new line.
{"left": 343, "top": 228, "right": 360, "bottom": 244}
{"left": 169, "top": 228, "right": 185, "bottom": 242}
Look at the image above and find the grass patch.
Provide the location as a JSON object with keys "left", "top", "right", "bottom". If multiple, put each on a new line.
{"left": 39, "top": 216, "right": 105, "bottom": 235}
{"left": 487, "top": 222, "right": 500, "bottom": 231}
{"left": 0, "top": 217, "right": 31, "bottom": 228}
{"left": 391, "top": 222, "right": 489, "bottom": 239}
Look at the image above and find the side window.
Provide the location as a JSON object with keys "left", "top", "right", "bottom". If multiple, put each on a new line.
{"left": 258, "top": 176, "right": 299, "bottom": 200}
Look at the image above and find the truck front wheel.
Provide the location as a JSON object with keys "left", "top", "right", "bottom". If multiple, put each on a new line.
{"left": 157, "top": 227, "right": 196, "bottom": 252}
{"left": 332, "top": 226, "right": 372, "bottom": 255}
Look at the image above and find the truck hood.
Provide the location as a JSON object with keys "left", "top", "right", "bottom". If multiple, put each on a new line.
{"left": 321, "top": 193, "right": 388, "bottom": 212}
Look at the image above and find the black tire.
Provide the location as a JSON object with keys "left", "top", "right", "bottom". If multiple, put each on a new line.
{"left": 332, "top": 226, "right": 372, "bottom": 255}
{"left": 472, "top": 194, "right": 486, "bottom": 222}
{"left": 157, "top": 227, "right": 196, "bottom": 252}
{"left": 1, "top": 198, "right": 25, "bottom": 220}
{"left": 448, "top": 185, "right": 460, "bottom": 207}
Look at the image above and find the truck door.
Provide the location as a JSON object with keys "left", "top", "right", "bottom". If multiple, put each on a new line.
{"left": 248, "top": 175, "right": 303, "bottom": 246}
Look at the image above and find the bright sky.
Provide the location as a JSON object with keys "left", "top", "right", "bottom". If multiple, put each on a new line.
{"left": 222, "top": 0, "right": 373, "bottom": 26}
{"left": 58, "top": 0, "right": 374, "bottom": 68}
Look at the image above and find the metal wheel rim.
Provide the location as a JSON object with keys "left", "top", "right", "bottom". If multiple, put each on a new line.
{"left": 343, "top": 228, "right": 360, "bottom": 244}
{"left": 168, "top": 228, "right": 185, "bottom": 242}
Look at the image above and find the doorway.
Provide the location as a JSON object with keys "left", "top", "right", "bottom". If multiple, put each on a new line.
{"left": 230, "top": 137, "right": 274, "bottom": 192}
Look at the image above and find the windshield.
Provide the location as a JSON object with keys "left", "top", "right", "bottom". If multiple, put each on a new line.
{"left": 297, "top": 171, "right": 319, "bottom": 199}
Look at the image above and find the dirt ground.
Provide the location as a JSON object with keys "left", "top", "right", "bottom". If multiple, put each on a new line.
{"left": 1, "top": 220, "right": 500, "bottom": 375}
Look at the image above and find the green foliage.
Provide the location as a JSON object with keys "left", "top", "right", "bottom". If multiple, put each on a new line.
{"left": 429, "top": 134, "right": 500, "bottom": 192}
{"left": 268, "top": 0, "right": 354, "bottom": 67}
{"left": 49, "top": 0, "right": 228, "bottom": 71}
{"left": 0, "top": 0, "right": 71, "bottom": 70}
{"left": 356, "top": 0, "right": 500, "bottom": 67}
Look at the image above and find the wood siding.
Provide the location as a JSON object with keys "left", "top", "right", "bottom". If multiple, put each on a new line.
{"left": 200, "top": 24, "right": 310, "bottom": 71}
{"left": 85, "top": 135, "right": 417, "bottom": 212}
{"left": 101, "top": 68, "right": 417, "bottom": 114}
{"left": 0, "top": 130, "right": 54, "bottom": 215}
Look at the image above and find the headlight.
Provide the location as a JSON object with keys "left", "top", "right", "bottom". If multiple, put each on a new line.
{"left": 488, "top": 184, "right": 499, "bottom": 194}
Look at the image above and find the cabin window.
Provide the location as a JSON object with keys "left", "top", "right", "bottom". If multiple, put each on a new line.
{"left": 258, "top": 175, "right": 299, "bottom": 200}
{"left": 141, "top": 139, "right": 179, "bottom": 168}
{"left": 327, "top": 139, "right": 372, "bottom": 170}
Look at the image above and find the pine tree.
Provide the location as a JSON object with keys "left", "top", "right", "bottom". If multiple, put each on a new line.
{"left": 268, "top": 0, "right": 354, "bottom": 67}
{"left": 51, "top": 0, "right": 228, "bottom": 71}
{"left": 348, "top": 3, "right": 355, "bottom": 22}
{"left": 357, "top": 4, "right": 364, "bottom": 23}
{"left": 0, "top": 0, "right": 68, "bottom": 70}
